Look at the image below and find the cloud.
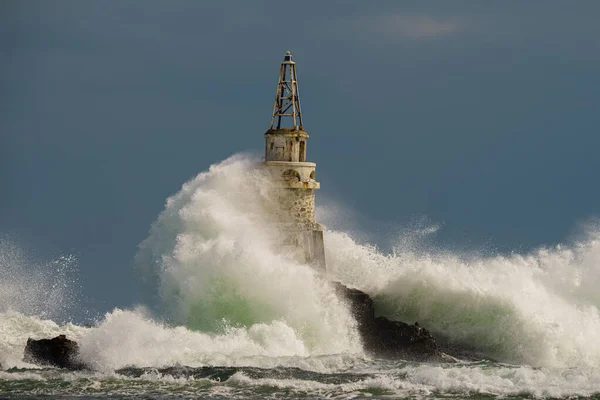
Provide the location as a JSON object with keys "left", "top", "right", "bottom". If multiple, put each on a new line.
{"left": 354, "top": 13, "right": 462, "bottom": 39}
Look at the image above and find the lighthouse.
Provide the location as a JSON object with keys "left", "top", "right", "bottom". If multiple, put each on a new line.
{"left": 264, "top": 51, "right": 326, "bottom": 270}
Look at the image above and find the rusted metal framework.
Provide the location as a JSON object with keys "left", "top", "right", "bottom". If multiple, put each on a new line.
{"left": 269, "top": 51, "right": 304, "bottom": 130}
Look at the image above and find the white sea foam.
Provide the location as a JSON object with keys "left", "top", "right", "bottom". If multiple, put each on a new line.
{"left": 228, "top": 363, "right": 600, "bottom": 398}
{"left": 78, "top": 308, "right": 313, "bottom": 371}
{"left": 1, "top": 155, "right": 362, "bottom": 371}
{"left": 1, "top": 354, "right": 599, "bottom": 399}
{"left": 134, "top": 154, "right": 362, "bottom": 357}
{"left": 0, "top": 308, "right": 362, "bottom": 373}
{"left": 0, "top": 310, "right": 88, "bottom": 368}
{"left": 325, "top": 227, "right": 600, "bottom": 367}
{"left": 2, "top": 153, "right": 600, "bottom": 398}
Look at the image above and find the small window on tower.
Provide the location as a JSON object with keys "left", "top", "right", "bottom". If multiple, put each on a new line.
{"left": 268, "top": 143, "right": 274, "bottom": 160}
{"left": 282, "top": 169, "right": 301, "bottom": 182}
{"left": 299, "top": 141, "right": 306, "bottom": 162}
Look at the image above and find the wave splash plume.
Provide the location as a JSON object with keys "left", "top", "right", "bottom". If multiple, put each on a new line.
{"left": 134, "top": 154, "right": 361, "bottom": 357}
{"left": 1, "top": 154, "right": 600, "bottom": 398}
{"left": 326, "top": 225, "right": 600, "bottom": 368}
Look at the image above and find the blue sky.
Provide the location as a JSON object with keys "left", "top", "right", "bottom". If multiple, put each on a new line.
{"left": 2, "top": 1, "right": 600, "bottom": 315}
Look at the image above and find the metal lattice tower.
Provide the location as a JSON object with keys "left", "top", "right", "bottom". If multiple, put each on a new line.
{"left": 269, "top": 51, "right": 304, "bottom": 130}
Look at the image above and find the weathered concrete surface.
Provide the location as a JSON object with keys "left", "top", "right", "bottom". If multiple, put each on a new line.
{"left": 302, "top": 229, "right": 326, "bottom": 270}
{"left": 334, "top": 282, "right": 451, "bottom": 362}
{"left": 264, "top": 161, "right": 318, "bottom": 188}
{"left": 276, "top": 226, "right": 326, "bottom": 270}
{"left": 23, "top": 335, "right": 86, "bottom": 369}
{"left": 264, "top": 128, "right": 309, "bottom": 163}
{"left": 270, "top": 188, "right": 318, "bottom": 229}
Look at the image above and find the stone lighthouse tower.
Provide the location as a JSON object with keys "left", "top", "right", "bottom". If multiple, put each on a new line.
{"left": 264, "top": 51, "right": 326, "bottom": 270}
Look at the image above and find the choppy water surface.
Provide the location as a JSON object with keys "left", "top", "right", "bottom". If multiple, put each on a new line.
{"left": 2, "top": 155, "right": 600, "bottom": 399}
{"left": 2, "top": 360, "right": 599, "bottom": 399}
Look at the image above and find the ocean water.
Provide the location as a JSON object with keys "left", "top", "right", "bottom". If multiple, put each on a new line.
{"left": 1, "top": 154, "right": 600, "bottom": 399}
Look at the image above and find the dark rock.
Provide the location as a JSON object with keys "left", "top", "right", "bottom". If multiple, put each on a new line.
{"left": 366, "top": 317, "right": 442, "bottom": 361}
{"left": 23, "top": 335, "right": 86, "bottom": 369}
{"left": 333, "top": 282, "right": 450, "bottom": 362}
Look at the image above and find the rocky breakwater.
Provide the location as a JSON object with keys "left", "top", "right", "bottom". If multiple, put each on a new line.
{"left": 23, "top": 334, "right": 86, "bottom": 370}
{"left": 333, "top": 282, "right": 451, "bottom": 362}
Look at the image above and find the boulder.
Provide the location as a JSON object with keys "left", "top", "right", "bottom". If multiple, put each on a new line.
{"left": 23, "top": 335, "right": 85, "bottom": 369}
{"left": 366, "top": 317, "right": 441, "bottom": 361}
{"left": 334, "top": 282, "right": 448, "bottom": 362}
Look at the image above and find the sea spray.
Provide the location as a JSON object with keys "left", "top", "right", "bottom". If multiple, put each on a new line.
{"left": 0, "top": 237, "right": 79, "bottom": 322}
{"left": 3, "top": 152, "right": 600, "bottom": 370}
{"left": 134, "top": 154, "right": 362, "bottom": 355}
{"left": 2, "top": 154, "right": 600, "bottom": 397}
{"left": 324, "top": 227, "right": 600, "bottom": 367}
{"left": 0, "top": 310, "right": 88, "bottom": 369}
{"left": 0, "top": 238, "right": 83, "bottom": 368}
{"left": 78, "top": 309, "right": 312, "bottom": 371}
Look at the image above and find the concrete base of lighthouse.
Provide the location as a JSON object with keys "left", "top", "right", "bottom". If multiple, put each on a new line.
{"left": 302, "top": 228, "right": 326, "bottom": 270}
{"left": 278, "top": 224, "right": 326, "bottom": 270}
